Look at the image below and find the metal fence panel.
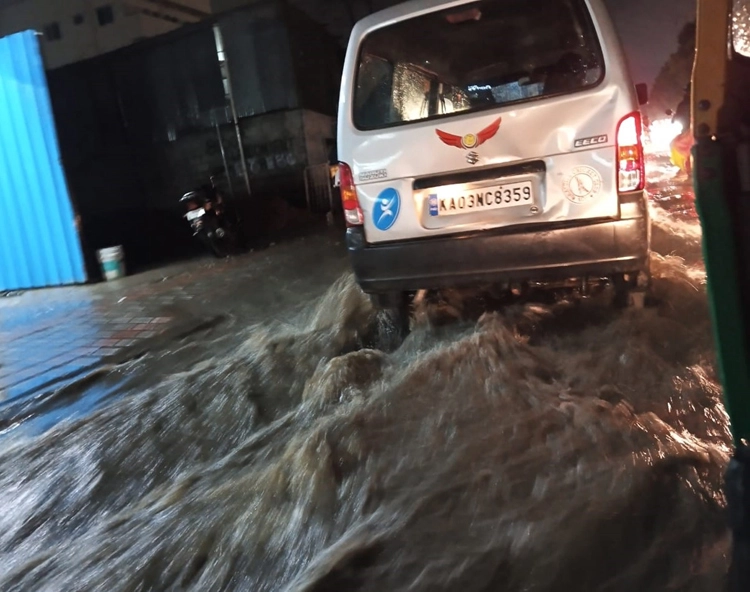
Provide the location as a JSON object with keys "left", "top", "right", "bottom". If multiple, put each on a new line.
{"left": 220, "top": 6, "right": 298, "bottom": 118}
{"left": 0, "top": 30, "right": 86, "bottom": 291}
{"left": 116, "top": 26, "right": 228, "bottom": 142}
{"left": 304, "top": 163, "right": 336, "bottom": 213}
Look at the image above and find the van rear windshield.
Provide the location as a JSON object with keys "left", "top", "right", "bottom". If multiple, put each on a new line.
{"left": 353, "top": 0, "right": 605, "bottom": 131}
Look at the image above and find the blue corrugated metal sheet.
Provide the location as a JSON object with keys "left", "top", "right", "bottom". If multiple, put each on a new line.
{"left": 0, "top": 30, "right": 86, "bottom": 291}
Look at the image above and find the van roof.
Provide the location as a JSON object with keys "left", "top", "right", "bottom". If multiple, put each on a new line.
{"left": 352, "top": 0, "right": 467, "bottom": 36}
{"left": 351, "top": 0, "right": 600, "bottom": 39}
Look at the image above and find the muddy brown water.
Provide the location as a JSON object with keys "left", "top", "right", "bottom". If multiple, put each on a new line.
{"left": 0, "top": 211, "right": 731, "bottom": 591}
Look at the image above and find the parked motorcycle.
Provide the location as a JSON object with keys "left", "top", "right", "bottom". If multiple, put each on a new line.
{"left": 180, "top": 177, "right": 238, "bottom": 258}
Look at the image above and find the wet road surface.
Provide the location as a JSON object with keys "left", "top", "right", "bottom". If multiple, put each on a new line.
{"left": 0, "top": 157, "right": 730, "bottom": 591}
{"left": 0, "top": 233, "right": 350, "bottom": 439}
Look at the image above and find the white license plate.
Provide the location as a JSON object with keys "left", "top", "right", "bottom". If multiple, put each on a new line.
{"left": 186, "top": 208, "right": 205, "bottom": 221}
{"left": 427, "top": 181, "right": 534, "bottom": 217}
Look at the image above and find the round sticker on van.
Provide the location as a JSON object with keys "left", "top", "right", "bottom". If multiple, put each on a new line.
{"left": 372, "top": 188, "right": 400, "bottom": 231}
{"left": 563, "top": 166, "right": 603, "bottom": 204}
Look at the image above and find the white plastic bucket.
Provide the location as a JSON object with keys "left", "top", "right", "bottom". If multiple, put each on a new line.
{"left": 96, "top": 246, "right": 126, "bottom": 281}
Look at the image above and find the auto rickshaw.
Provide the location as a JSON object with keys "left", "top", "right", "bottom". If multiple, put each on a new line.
{"left": 692, "top": 1, "right": 750, "bottom": 588}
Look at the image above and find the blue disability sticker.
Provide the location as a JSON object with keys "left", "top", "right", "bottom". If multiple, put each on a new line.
{"left": 428, "top": 194, "right": 439, "bottom": 217}
{"left": 373, "top": 188, "right": 400, "bottom": 231}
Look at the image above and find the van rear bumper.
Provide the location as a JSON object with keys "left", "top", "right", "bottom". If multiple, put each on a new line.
{"left": 346, "top": 216, "right": 650, "bottom": 295}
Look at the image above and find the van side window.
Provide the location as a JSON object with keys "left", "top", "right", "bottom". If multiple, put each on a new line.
{"left": 393, "top": 65, "right": 431, "bottom": 121}
{"left": 353, "top": 0, "right": 604, "bottom": 131}
{"left": 355, "top": 55, "right": 398, "bottom": 128}
{"left": 356, "top": 55, "right": 472, "bottom": 126}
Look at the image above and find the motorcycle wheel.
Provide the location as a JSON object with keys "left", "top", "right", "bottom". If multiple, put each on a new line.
{"left": 198, "top": 231, "right": 228, "bottom": 258}
{"left": 208, "top": 236, "right": 228, "bottom": 258}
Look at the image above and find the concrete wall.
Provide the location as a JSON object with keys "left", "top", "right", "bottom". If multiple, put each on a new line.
{"left": 176, "top": 0, "right": 212, "bottom": 11}
{"left": 302, "top": 110, "right": 335, "bottom": 165}
{"left": 0, "top": 0, "right": 204, "bottom": 69}
{"left": 210, "top": 0, "right": 264, "bottom": 13}
{"left": 151, "top": 109, "right": 333, "bottom": 207}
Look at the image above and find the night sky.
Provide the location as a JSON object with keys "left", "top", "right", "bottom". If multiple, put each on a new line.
{"left": 0, "top": 0, "right": 698, "bottom": 87}
{"left": 604, "top": 0, "right": 696, "bottom": 84}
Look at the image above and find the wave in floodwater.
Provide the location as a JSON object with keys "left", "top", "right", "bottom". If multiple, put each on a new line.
{"left": 0, "top": 214, "right": 731, "bottom": 592}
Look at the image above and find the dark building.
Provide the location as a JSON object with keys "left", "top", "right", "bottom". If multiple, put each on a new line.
{"left": 47, "top": 0, "right": 342, "bottom": 274}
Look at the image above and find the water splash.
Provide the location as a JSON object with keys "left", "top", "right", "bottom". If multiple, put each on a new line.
{"left": 0, "top": 211, "right": 730, "bottom": 591}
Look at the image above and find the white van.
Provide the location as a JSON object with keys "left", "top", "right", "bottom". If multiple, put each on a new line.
{"left": 337, "top": 0, "right": 651, "bottom": 322}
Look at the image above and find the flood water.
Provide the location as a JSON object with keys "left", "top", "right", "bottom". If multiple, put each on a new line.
{"left": 0, "top": 161, "right": 732, "bottom": 591}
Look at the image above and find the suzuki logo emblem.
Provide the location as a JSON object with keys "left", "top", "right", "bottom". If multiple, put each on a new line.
{"left": 436, "top": 118, "right": 502, "bottom": 150}
{"left": 466, "top": 152, "right": 479, "bottom": 165}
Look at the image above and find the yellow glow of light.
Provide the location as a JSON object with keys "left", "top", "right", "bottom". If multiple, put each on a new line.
{"left": 645, "top": 119, "right": 684, "bottom": 154}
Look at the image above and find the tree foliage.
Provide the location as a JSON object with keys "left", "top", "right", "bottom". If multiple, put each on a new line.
{"left": 648, "top": 21, "right": 696, "bottom": 119}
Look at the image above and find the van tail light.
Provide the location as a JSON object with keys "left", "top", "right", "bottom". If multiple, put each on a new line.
{"left": 339, "top": 162, "right": 364, "bottom": 227}
{"left": 616, "top": 112, "right": 645, "bottom": 192}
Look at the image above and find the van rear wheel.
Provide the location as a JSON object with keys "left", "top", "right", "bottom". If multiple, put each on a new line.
{"left": 612, "top": 272, "right": 650, "bottom": 309}
{"left": 370, "top": 292, "right": 410, "bottom": 351}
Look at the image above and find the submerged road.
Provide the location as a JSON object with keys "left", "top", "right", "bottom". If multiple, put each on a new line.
{"left": 0, "top": 154, "right": 728, "bottom": 592}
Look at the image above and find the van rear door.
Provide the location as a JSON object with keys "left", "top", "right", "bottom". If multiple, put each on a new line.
{"left": 340, "top": 0, "right": 641, "bottom": 244}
